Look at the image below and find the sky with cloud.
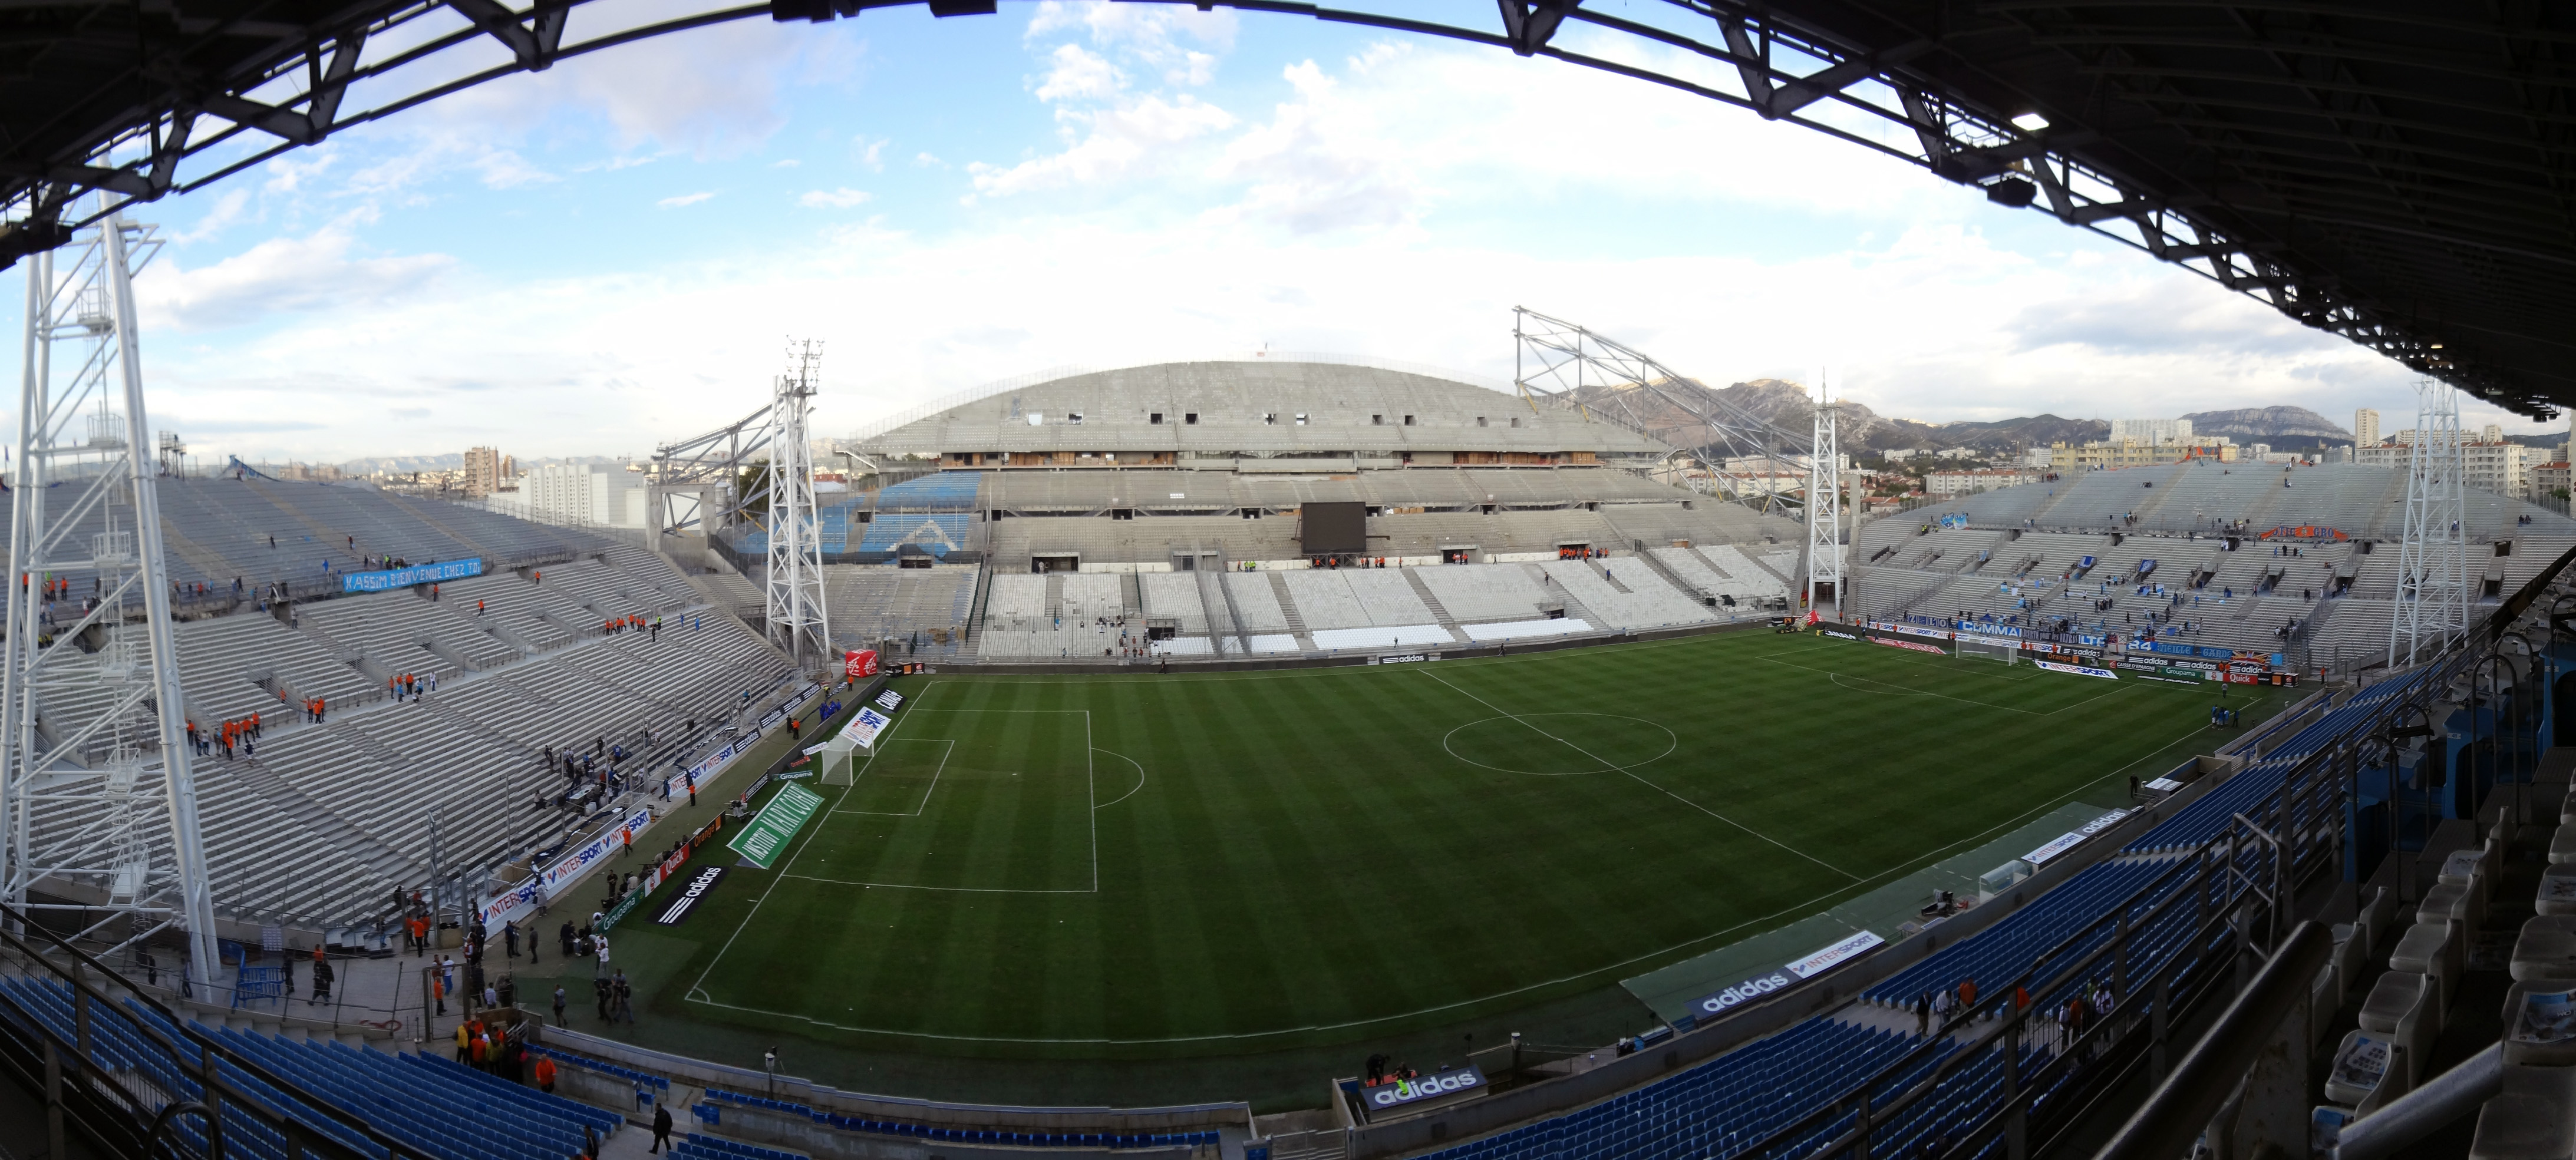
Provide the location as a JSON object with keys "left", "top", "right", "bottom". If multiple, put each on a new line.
{"left": 5, "top": 0, "right": 2554, "bottom": 465}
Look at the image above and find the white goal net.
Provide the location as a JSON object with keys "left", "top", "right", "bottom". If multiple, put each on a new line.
{"left": 1957, "top": 638, "right": 2018, "bottom": 665}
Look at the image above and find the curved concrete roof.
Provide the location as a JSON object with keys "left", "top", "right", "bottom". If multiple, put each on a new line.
{"left": 860, "top": 361, "right": 1670, "bottom": 458}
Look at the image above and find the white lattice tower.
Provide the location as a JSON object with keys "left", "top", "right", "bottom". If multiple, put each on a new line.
{"left": 0, "top": 205, "right": 222, "bottom": 986}
{"left": 763, "top": 341, "right": 831, "bottom": 662}
{"left": 2389, "top": 379, "right": 2470, "bottom": 667}
{"left": 1805, "top": 376, "right": 1845, "bottom": 621}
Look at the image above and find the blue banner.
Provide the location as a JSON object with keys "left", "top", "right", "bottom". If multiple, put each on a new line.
{"left": 341, "top": 558, "right": 483, "bottom": 593}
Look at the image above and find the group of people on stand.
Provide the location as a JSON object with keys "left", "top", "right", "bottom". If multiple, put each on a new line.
{"left": 184, "top": 713, "right": 260, "bottom": 759}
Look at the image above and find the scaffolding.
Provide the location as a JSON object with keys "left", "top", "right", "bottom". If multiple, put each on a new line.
{"left": 0, "top": 204, "right": 222, "bottom": 990}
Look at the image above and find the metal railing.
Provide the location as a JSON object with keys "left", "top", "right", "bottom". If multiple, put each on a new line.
{"left": 0, "top": 900, "right": 431, "bottom": 1159}
{"left": 1756, "top": 541, "right": 2576, "bottom": 1160}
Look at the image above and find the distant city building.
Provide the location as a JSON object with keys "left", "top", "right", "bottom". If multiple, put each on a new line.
{"left": 2109, "top": 418, "right": 2194, "bottom": 445}
{"left": 2020, "top": 447, "right": 2053, "bottom": 468}
{"left": 463, "top": 446, "right": 504, "bottom": 498}
{"left": 2052, "top": 438, "right": 2239, "bottom": 470}
{"left": 2354, "top": 408, "right": 2380, "bottom": 448}
{"left": 2356, "top": 438, "right": 2533, "bottom": 499}
{"left": 513, "top": 462, "right": 648, "bottom": 527}
{"left": 2533, "top": 461, "right": 2571, "bottom": 504}
{"left": 1925, "top": 468, "right": 2040, "bottom": 497}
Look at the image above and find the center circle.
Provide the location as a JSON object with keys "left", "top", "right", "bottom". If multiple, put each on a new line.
{"left": 1443, "top": 713, "right": 1678, "bottom": 776}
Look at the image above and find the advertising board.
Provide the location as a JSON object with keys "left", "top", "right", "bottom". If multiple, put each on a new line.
{"left": 539, "top": 807, "right": 654, "bottom": 893}
{"left": 1871, "top": 635, "right": 1948, "bottom": 656}
{"left": 1785, "top": 930, "right": 1885, "bottom": 979}
{"left": 873, "top": 689, "right": 905, "bottom": 712}
{"left": 846, "top": 707, "right": 893, "bottom": 748}
{"left": 1359, "top": 1067, "right": 1487, "bottom": 1116}
{"left": 845, "top": 649, "right": 879, "bottom": 679}
{"left": 651, "top": 866, "right": 730, "bottom": 927}
{"left": 341, "top": 557, "right": 483, "bottom": 594}
{"left": 1690, "top": 970, "right": 1796, "bottom": 1020}
{"left": 2033, "top": 660, "right": 2120, "bottom": 679}
{"left": 727, "top": 782, "right": 825, "bottom": 870}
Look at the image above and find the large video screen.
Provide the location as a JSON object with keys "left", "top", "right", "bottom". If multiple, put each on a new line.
{"left": 1301, "top": 501, "right": 1368, "bottom": 555}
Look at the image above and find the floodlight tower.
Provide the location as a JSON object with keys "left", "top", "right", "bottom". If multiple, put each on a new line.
{"left": 763, "top": 341, "right": 831, "bottom": 662}
{"left": 1805, "top": 375, "right": 1845, "bottom": 622}
{"left": 2389, "top": 379, "right": 2469, "bottom": 667}
{"left": 0, "top": 205, "right": 222, "bottom": 988}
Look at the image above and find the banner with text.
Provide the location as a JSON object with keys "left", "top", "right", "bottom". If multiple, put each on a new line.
{"left": 728, "top": 782, "right": 825, "bottom": 870}
{"left": 538, "top": 807, "right": 655, "bottom": 894}
{"left": 341, "top": 557, "right": 483, "bottom": 594}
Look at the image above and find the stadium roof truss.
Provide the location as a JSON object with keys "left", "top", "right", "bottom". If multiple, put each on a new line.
{"left": 5, "top": 1, "right": 2567, "bottom": 414}
{"left": 1512, "top": 307, "right": 1811, "bottom": 515}
{"left": 648, "top": 401, "right": 770, "bottom": 535}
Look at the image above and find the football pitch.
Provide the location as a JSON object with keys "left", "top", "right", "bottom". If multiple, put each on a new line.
{"left": 654, "top": 629, "right": 2284, "bottom": 1065}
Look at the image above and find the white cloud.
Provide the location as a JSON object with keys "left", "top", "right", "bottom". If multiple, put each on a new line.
{"left": 969, "top": 95, "right": 1236, "bottom": 196}
{"left": 855, "top": 137, "right": 890, "bottom": 170}
{"left": 123, "top": 209, "right": 2451, "bottom": 466}
{"left": 1027, "top": 1, "right": 1236, "bottom": 58}
{"left": 133, "top": 222, "right": 451, "bottom": 332}
{"left": 170, "top": 188, "right": 253, "bottom": 246}
{"left": 799, "top": 187, "right": 872, "bottom": 209}
{"left": 1034, "top": 43, "right": 1123, "bottom": 103}
{"left": 657, "top": 191, "right": 717, "bottom": 208}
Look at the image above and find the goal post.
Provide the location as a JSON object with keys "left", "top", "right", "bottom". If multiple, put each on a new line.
{"left": 1957, "top": 637, "right": 2018, "bottom": 665}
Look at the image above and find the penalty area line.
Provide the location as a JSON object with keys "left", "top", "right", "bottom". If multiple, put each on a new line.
{"left": 1417, "top": 667, "right": 1861, "bottom": 882}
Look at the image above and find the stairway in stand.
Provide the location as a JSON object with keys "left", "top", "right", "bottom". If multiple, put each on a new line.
{"left": 1268, "top": 572, "right": 1313, "bottom": 651}
{"left": 1401, "top": 569, "right": 1468, "bottom": 644}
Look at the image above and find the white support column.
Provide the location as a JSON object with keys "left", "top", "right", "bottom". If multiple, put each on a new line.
{"left": 0, "top": 206, "right": 222, "bottom": 988}
{"left": 763, "top": 341, "right": 830, "bottom": 662}
{"left": 2389, "top": 380, "right": 2469, "bottom": 667}
{"left": 1806, "top": 378, "right": 1845, "bottom": 622}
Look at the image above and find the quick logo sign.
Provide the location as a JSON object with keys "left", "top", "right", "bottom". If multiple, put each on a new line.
{"left": 652, "top": 866, "right": 728, "bottom": 927}
{"left": 874, "top": 689, "right": 905, "bottom": 712}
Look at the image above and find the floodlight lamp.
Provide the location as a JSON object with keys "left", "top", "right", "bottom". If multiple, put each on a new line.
{"left": 2010, "top": 111, "right": 2049, "bottom": 132}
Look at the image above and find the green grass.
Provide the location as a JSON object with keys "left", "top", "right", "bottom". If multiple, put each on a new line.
{"left": 578, "top": 629, "right": 2283, "bottom": 1103}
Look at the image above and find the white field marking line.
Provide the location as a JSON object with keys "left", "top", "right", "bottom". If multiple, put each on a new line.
{"left": 685, "top": 693, "right": 917, "bottom": 1004}
{"left": 1417, "top": 667, "right": 1862, "bottom": 882}
{"left": 681, "top": 712, "right": 2238, "bottom": 1045}
{"left": 1757, "top": 655, "right": 2134, "bottom": 718}
{"left": 680, "top": 875, "right": 1872, "bottom": 1046}
{"left": 833, "top": 738, "right": 955, "bottom": 818}
{"left": 778, "top": 874, "right": 1091, "bottom": 895}
{"left": 772, "top": 708, "right": 1099, "bottom": 895}
{"left": 1091, "top": 748, "right": 1146, "bottom": 810}
{"left": 680, "top": 675, "right": 2270, "bottom": 1043}
{"left": 1086, "top": 709, "right": 1097, "bottom": 893}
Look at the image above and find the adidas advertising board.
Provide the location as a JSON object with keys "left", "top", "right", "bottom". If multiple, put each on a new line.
{"left": 1370, "top": 653, "right": 1439, "bottom": 665}
{"left": 1785, "top": 930, "right": 1885, "bottom": 979}
{"left": 1363, "top": 1066, "right": 1487, "bottom": 1115}
{"left": 760, "top": 707, "right": 789, "bottom": 731}
{"left": 651, "top": 866, "right": 729, "bottom": 927}
{"left": 1691, "top": 971, "right": 1795, "bottom": 1019}
{"left": 874, "top": 688, "right": 905, "bottom": 712}
{"left": 2077, "top": 808, "right": 2132, "bottom": 837}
